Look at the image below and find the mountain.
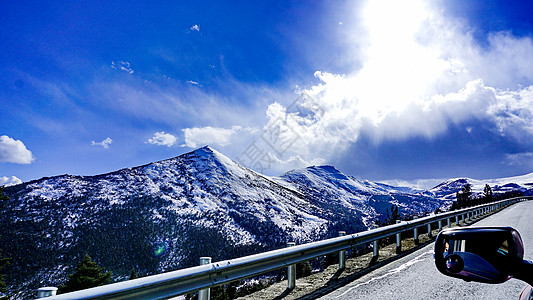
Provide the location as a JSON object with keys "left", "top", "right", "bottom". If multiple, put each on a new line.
{"left": 1, "top": 147, "right": 325, "bottom": 296}
{"left": 278, "top": 165, "right": 440, "bottom": 228}
{"left": 1, "top": 146, "right": 513, "bottom": 297}
{"left": 430, "top": 172, "right": 533, "bottom": 200}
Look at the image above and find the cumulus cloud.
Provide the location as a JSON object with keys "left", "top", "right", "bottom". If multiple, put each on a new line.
{"left": 0, "top": 135, "right": 34, "bottom": 164}
{"left": 147, "top": 132, "right": 178, "bottom": 147}
{"left": 190, "top": 24, "right": 200, "bottom": 32}
{"left": 182, "top": 126, "right": 256, "bottom": 148}
{"left": 0, "top": 176, "right": 22, "bottom": 186}
{"left": 91, "top": 137, "right": 113, "bottom": 149}
{"left": 260, "top": 0, "right": 533, "bottom": 166}
{"left": 186, "top": 80, "right": 200, "bottom": 86}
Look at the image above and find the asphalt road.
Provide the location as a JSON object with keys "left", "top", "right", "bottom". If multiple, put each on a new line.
{"left": 319, "top": 201, "right": 533, "bottom": 300}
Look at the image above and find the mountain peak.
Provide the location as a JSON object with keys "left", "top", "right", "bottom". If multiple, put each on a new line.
{"left": 174, "top": 145, "right": 250, "bottom": 178}
{"left": 187, "top": 145, "right": 218, "bottom": 159}
{"left": 305, "top": 165, "right": 350, "bottom": 180}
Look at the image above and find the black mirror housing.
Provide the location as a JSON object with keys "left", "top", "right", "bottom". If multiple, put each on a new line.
{"left": 435, "top": 227, "right": 524, "bottom": 284}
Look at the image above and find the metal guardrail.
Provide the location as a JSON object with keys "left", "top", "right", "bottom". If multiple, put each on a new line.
{"left": 41, "top": 196, "right": 532, "bottom": 299}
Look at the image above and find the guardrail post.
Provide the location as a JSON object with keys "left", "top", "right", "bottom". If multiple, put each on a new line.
{"left": 413, "top": 216, "right": 419, "bottom": 245}
{"left": 447, "top": 217, "right": 451, "bottom": 228}
{"left": 338, "top": 231, "right": 346, "bottom": 270}
{"left": 287, "top": 242, "right": 296, "bottom": 290}
{"left": 438, "top": 220, "right": 442, "bottom": 231}
{"left": 199, "top": 257, "right": 212, "bottom": 300}
{"left": 455, "top": 215, "right": 458, "bottom": 225}
{"left": 427, "top": 222, "right": 432, "bottom": 238}
{"left": 372, "top": 224, "right": 379, "bottom": 258}
{"left": 395, "top": 220, "right": 401, "bottom": 254}
{"left": 36, "top": 287, "right": 58, "bottom": 298}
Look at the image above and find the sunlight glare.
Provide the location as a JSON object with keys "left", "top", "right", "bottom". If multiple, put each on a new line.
{"left": 355, "top": 0, "right": 447, "bottom": 122}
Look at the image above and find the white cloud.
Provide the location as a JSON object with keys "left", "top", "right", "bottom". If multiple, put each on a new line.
{"left": 183, "top": 126, "right": 256, "bottom": 148}
{"left": 190, "top": 24, "right": 200, "bottom": 32}
{"left": 91, "top": 75, "right": 280, "bottom": 133}
{"left": 91, "top": 137, "right": 113, "bottom": 149}
{"left": 111, "top": 61, "right": 134, "bottom": 74}
{"left": 505, "top": 152, "right": 533, "bottom": 168}
{"left": 0, "top": 176, "right": 22, "bottom": 186}
{"left": 147, "top": 132, "right": 178, "bottom": 147}
{"left": 259, "top": 0, "right": 533, "bottom": 166}
{"left": 0, "top": 135, "right": 34, "bottom": 164}
{"left": 186, "top": 80, "right": 200, "bottom": 85}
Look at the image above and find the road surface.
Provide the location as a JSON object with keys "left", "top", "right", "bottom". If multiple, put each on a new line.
{"left": 319, "top": 201, "right": 533, "bottom": 300}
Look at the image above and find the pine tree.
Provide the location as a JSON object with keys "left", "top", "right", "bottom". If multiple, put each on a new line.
{"left": 390, "top": 204, "right": 401, "bottom": 222}
{"left": 59, "top": 254, "right": 111, "bottom": 294}
{"left": 483, "top": 184, "right": 493, "bottom": 201}
{"left": 0, "top": 186, "right": 8, "bottom": 201}
{"left": 0, "top": 238, "right": 9, "bottom": 300}
{"left": 129, "top": 269, "right": 137, "bottom": 280}
{"left": 0, "top": 186, "right": 11, "bottom": 300}
{"left": 461, "top": 184, "right": 472, "bottom": 199}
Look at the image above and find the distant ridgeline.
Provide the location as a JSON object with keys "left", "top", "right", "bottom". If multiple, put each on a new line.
{"left": 1, "top": 146, "right": 531, "bottom": 297}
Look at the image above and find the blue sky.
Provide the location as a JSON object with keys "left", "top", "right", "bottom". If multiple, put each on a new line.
{"left": 2, "top": 0, "right": 533, "bottom": 188}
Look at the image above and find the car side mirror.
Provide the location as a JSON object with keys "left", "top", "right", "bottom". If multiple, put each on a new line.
{"left": 434, "top": 227, "right": 524, "bottom": 284}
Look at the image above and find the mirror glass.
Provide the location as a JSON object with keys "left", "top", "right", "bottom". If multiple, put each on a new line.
{"left": 434, "top": 227, "right": 523, "bottom": 283}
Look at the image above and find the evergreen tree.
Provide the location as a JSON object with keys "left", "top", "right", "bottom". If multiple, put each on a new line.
{"left": 376, "top": 204, "right": 401, "bottom": 227}
{"left": 0, "top": 186, "right": 8, "bottom": 201}
{"left": 461, "top": 184, "right": 472, "bottom": 198}
{"left": 0, "top": 187, "right": 11, "bottom": 300}
{"left": 0, "top": 238, "right": 9, "bottom": 300}
{"left": 390, "top": 204, "right": 401, "bottom": 221}
{"left": 129, "top": 269, "right": 137, "bottom": 280}
{"left": 59, "top": 254, "right": 111, "bottom": 294}
{"left": 483, "top": 184, "right": 493, "bottom": 200}
{"left": 455, "top": 183, "right": 473, "bottom": 209}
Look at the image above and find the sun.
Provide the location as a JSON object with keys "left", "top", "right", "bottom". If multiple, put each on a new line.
{"left": 353, "top": 0, "right": 449, "bottom": 118}
{"left": 363, "top": 0, "right": 427, "bottom": 43}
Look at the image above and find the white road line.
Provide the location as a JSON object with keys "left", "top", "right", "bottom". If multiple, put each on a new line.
{"left": 335, "top": 250, "right": 433, "bottom": 298}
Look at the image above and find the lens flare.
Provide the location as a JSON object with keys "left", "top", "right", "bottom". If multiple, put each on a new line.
{"left": 153, "top": 241, "right": 169, "bottom": 257}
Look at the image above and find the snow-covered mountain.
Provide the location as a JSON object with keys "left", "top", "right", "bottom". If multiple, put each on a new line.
{"left": 430, "top": 172, "right": 533, "bottom": 200}
{"left": 2, "top": 146, "right": 525, "bottom": 297}
{"left": 278, "top": 165, "right": 439, "bottom": 228}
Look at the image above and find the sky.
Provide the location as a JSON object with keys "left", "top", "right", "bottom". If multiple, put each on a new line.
{"left": 2, "top": 0, "right": 533, "bottom": 188}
